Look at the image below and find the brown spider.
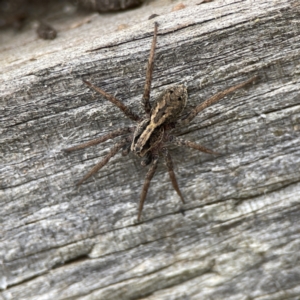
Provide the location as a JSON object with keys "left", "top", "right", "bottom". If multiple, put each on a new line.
{"left": 64, "top": 22, "right": 257, "bottom": 221}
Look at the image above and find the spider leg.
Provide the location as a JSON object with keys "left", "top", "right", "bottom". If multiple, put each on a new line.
{"left": 138, "top": 154, "right": 159, "bottom": 221}
{"left": 63, "top": 127, "right": 134, "bottom": 152}
{"left": 162, "top": 149, "right": 185, "bottom": 204}
{"left": 179, "top": 76, "right": 258, "bottom": 126}
{"left": 142, "top": 22, "right": 158, "bottom": 115}
{"left": 171, "top": 136, "right": 219, "bottom": 155}
{"left": 76, "top": 139, "right": 127, "bottom": 186}
{"left": 83, "top": 80, "right": 141, "bottom": 122}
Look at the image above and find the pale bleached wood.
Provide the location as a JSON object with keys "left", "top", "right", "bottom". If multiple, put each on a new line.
{"left": 1, "top": 0, "right": 300, "bottom": 299}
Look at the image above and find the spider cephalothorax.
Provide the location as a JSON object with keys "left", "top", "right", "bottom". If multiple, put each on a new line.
{"left": 64, "top": 22, "right": 257, "bottom": 221}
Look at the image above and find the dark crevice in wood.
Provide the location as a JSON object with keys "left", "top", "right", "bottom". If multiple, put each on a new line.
{"left": 53, "top": 254, "right": 90, "bottom": 269}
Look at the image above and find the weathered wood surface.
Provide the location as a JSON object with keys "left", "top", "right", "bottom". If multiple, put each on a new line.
{"left": 1, "top": 0, "right": 300, "bottom": 299}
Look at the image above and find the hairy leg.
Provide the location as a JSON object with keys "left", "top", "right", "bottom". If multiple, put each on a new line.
{"left": 63, "top": 127, "right": 134, "bottom": 152}
{"left": 138, "top": 154, "right": 159, "bottom": 221}
{"left": 179, "top": 76, "right": 258, "bottom": 126}
{"left": 142, "top": 22, "right": 158, "bottom": 115}
{"left": 171, "top": 136, "right": 219, "bottom": 155}
{"left": 76, "top": 139, "right": 127, "bottom": 186}
{"left": 83, "top": 80, "right": 141, "bottom": 122}
{"left": 162, "top": 149, "right": 185, "bottom": 204}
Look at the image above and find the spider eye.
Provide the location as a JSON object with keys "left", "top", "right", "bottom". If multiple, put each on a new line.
{"left": 178, "top": 96, "right": 182, "bottom": 101}
{"left": 169, "top": 90, "right": 173, "bottom": 94}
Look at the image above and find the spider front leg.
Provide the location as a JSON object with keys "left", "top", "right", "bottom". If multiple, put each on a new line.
{"left": 83, "top": 80, "right": 141, "bottom": 122}
{"left": 76, "top": 139, "right": 127, "bottom": 186}
{"left": 171, "top": 136, "right": 219, "bottom": 155}
{"left": 142, "top": 22, "right": 158, "bottom": 115}
{"left": 179, "top": 76, "right": 258, "bottom": 126}
{"left": 138, "top": 154, "right": 159, "bottom": 221}
{"left": 162, "top": 149, "right": 185, "bottom": 204}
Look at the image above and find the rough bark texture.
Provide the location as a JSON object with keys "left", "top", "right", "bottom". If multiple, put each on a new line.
{"left": 1, "top": 0, "right": 300, "bottom": 299}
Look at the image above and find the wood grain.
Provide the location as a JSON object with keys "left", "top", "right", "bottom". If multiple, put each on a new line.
{"left": 1, "top": 0, "right": 300, "bottom": 299}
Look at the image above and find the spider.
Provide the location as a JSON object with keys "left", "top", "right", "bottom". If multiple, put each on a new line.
{"left": 64, "top": 22, "right": 257, "bottom": 221}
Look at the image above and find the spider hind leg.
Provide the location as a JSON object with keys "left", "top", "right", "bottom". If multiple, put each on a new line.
{"left": 162, "top": 149, "right": 185, "bottom": 204}
{"left": 76, "top": 139, "right": 126, "bottom": 186}
{"left": 138, "top": 154, "right": 159, "bottom": 221}
{"left": 63, "top": 127, "right": 133, "bottom": 152}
